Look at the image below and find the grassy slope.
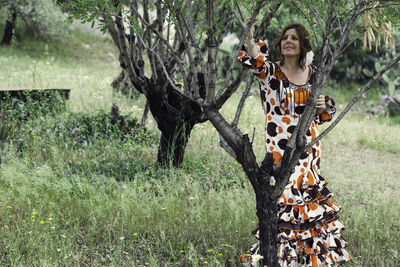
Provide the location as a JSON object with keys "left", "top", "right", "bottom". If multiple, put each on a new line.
{"left": 0, "top": 26, "right": 400, "bottom": 266}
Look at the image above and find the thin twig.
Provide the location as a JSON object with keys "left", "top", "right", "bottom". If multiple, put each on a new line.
{"left": 216, "top": 69, "right": 249, "bottom": 109}
{"left": 340, "top": 30, "right": 365, "bottom": 54}
{"left": 215, "top": 0, "right": 268, "bottom": 101}
{"left": 232, "top": 76, "right": 254, "bottom": 128}
{"left": 331, "top": 0, "right": 365, "bottom": 64}
{"left": 113, "top": 8, "right": 187, "bottom": 82}
{"left": 232, "top": 9, "right": 243, "bottom": 26}
{"left": 142, "top": 0, "right": 158, "bottom": 80}
{"left": 254, "top": 0, "right": 281, "bottom": 37}
{"left": 251, "top": 127, "right": 256, "bottom": 144}
{"left": 291, "top": 0, "right": 321, "bottom": 48}
{"left": 130, "top": 19, "right": 186, "bottom": 96}
{"left": 130, "top": 9, "right": 178, "bottom": 56}
{"left": 174, "top": 14, "right": 202, "bottom": 98}
{"left": 305, "top": 1, "right": 324, "bottom": 32}
{"left": 234, "top": 0, "right": 244, "bottom": 22}
{"left": 113, "top": 10, "right": 145, "bottom": 89}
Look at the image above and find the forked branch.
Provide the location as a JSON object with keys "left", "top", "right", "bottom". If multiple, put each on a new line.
{"left": 306, "top": 51, "right": 400, "bottom": 150}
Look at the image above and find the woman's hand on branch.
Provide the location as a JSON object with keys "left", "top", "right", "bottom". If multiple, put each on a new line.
{"left": 243, "top": 17, "right": 258, "bottom": 41}
{"left": 316, "top": 95, "right": 326, "bottom": 115}
{"left": 242, "top": 17, "right": 259, "bottom": 57}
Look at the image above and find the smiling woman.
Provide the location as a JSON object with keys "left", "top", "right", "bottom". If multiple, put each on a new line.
{"left": 237, "top": 20, "right": 352, "bottom": 266}
{"left": 275, "top": 24, "right": 313, "bottom": 68}
{"left": 281, "top": 29, "right": 301, "bottom": 56}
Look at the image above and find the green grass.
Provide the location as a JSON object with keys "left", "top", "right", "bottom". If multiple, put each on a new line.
{"left": 1, "top": 25, "right": 400, "bottom": 266}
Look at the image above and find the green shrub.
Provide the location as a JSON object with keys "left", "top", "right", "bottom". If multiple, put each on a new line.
{"left": 0, "top": 90, "right": 67, "bottom": 122}
{"left": 31, "top": 110, "right": 155, "bottom": 146}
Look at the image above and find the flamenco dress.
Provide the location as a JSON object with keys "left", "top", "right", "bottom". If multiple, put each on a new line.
{"left": 237, "top": 40, "right": 352, "bottom": 266}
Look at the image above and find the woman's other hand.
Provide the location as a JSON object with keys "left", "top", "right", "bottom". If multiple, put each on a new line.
{"left": 316, "top": 95, "right": 326, "bottom": 115}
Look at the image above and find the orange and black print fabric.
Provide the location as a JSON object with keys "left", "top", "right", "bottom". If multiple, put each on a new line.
{"left": 237, "top": 40, "right": 352, "bottom": 266}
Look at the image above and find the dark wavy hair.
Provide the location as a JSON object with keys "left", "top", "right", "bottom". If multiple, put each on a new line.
{"left": 274, "top": 23, "right": 313, "bottom": 69}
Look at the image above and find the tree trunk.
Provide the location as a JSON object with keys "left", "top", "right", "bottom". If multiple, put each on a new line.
{"left": 111, "top": 55, "right": 139, "bottom": 98}
{"left": 157, "top": 119, "right": 194, "bottom": 167}
{"left": 1, "top": 6, "right": 17, "bottom": 46}
{"left": 141, "top": 100, "right": 150, "bottom": 125}
{"left": 256, "top": 188, "right": 279, "bottom": 267}
{"left": 107, "top": 24, "right": 139, "bottom": 98}
{"left": 147, "top": 83, "right": 204, "bottom": 168}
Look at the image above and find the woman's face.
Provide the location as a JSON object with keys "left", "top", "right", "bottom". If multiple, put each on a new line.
{"left": 280, "top": 28, "right": 301, "bottom": 57}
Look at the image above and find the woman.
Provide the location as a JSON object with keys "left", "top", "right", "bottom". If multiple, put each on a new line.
{"left": 238, "top": 19, "right": 352, "bottom": 266}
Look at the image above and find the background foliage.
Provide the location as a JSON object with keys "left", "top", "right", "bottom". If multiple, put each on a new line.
{"left": 0, "top": 0, "right": 68, "bottom": 41}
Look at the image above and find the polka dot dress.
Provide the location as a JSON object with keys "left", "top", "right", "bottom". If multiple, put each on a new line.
{"left": 238, "top": 40, "right": 352, "bottom": 266}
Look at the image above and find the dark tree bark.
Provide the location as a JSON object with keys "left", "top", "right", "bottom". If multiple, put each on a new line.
{"left": 256, "top": 192, "right": 279, "bottom": 265}
{"left": 147, "top": 83, "right": 204, "bottom": 167}
{"left": 140, "top": 100, "right": 150, "bottom": 126}
{"left": 1, "top": 5, "right": 17, "bottom": 46}
{"left": 111, "top": 68, "right": 137, "bottom": 97}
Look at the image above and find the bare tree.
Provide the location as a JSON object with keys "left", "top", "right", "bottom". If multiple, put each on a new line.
{"left": 63, "top": 0, "right": 399, "bottom": 265}
{"left": 62, "top": 0, "right": 279, "bottom": 167}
